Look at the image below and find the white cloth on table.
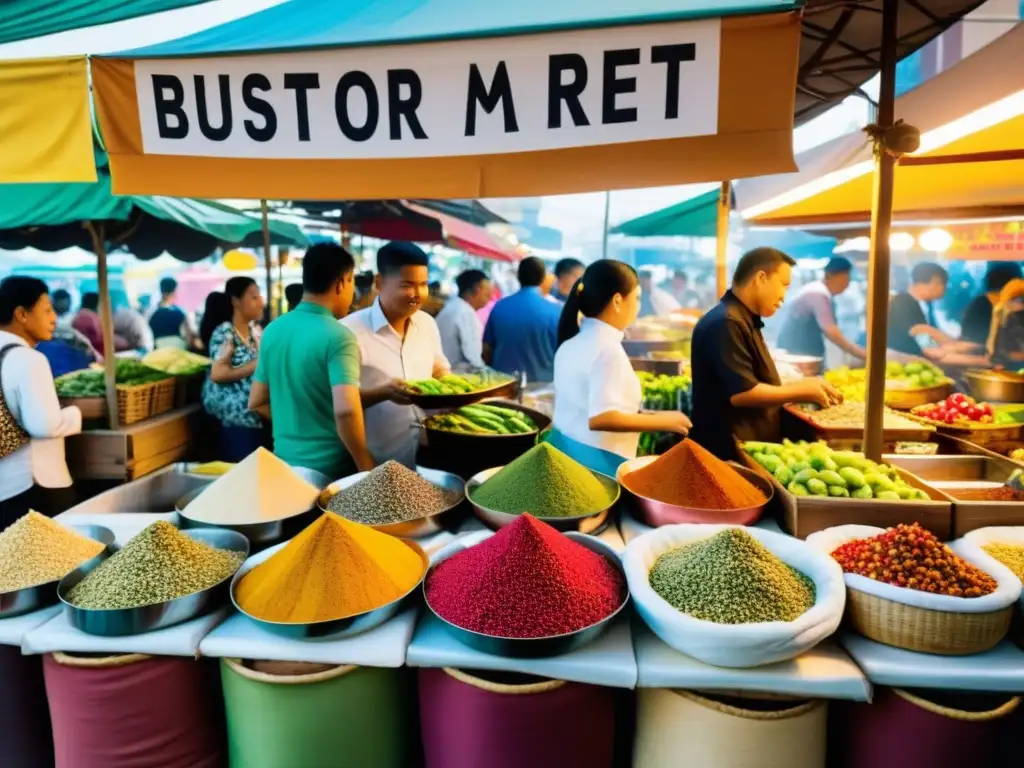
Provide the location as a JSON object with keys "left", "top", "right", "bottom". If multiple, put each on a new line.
{"left": 435, "top": 296, "right": 484, "bottom": 372}
{"left": 0, "top": 606, "right": 61, "bottom": 648}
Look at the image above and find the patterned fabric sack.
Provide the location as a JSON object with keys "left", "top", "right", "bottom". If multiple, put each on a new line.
{"left": 0, "top": 344, "right": 30, "bottom": 458}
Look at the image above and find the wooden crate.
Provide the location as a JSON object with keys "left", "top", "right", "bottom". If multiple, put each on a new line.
{"left": 65, "top": 405, "right": 201, "bottom": 481}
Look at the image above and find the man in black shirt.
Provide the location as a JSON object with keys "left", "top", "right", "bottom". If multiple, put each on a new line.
{"left": 691, "top": 248, "right": 841, "bottom": 460}
{"left": 887, "top": 263, "right": 950, "bottom": 357}
{"left": 960, "top": 263, "right": 1022, "bottom": 346}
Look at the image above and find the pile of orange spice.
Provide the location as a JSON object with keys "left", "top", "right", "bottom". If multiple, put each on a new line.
{"left": 621, "top": 439, "right": 766, "bottom": 509}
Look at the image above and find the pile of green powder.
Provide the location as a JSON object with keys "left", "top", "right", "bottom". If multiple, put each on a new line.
{"left": 649, "top": 528, "right": 815, "bottom": 624}
{"left": 67, "top": 521, "right": 245, "bottom": 610}
{"left": 470, "top": 443, "right": 615, "bottom": 517}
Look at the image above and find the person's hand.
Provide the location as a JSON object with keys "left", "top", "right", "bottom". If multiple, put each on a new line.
{"left": 796, "top": 378, "right": 842, "bottom": 408}
{"left": 662, "top": 412, "right": 692, "bottom": 436}
{"left": 216, "top": 337, "right": 234, "bottom": 362}
{"left": 378, "top": 379, "right": 411, "bottom": 405}
{"left": 909, "top": 324, "right": 931, "bottom": 337}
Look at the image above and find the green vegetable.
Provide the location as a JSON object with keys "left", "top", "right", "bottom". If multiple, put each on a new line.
{"left": 789, "top": 461, "right": 810, "bottom": 474}
{"left": 805, "top": 478, "right": 829, "bottom": 496}
{"left": 828, "top": 486, "right": 850, "bottom": 498}
{"left": 851, "top": 485, "right": 874, "bottom": 500}
{"left": 875, "top": 490, "right": 901, "bottom": 501}
{"left": 817, "top": 470, "right": 845, "bottom": 488}
{"left": 793, "top": 468, "right": 818, "bottom": 486}
{"left": 773, "top": 466, "right": 793, "bottom": 486}
{"left": 838, "top": 467, "right": 866, "bottom": 489}
{"left": 759, "top": 455, "right": 783, "bottom": 474}
{"left": 788, "top": 481, "right": 810, "bottom": 497}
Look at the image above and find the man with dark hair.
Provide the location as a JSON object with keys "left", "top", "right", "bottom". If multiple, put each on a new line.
{"left": 887, "top": 262, "right": 951, "bottom": 357}
{"left": 284, "top": 283, "right": 304, "bottom": 313}
{"left": 960, "top": 262, "right": 1024, "bottom": 345}
{"left": 638, "top": 269, "right": 681, "bottom": 317}
{"left": 552, "top": 258, "right": 585, "bottom": 304}
{"left": 437, "top": 269, "right": 491, "bottom": 371}
{"left": 669, "top": 270, "right": 701, "bottom": 309}
{"left": 483, "top": 257, "right": 561, "bottom": 382}
{"left": 690, "top": 248, "right": 841, "bottom": 460}
{"left": 343, "top": 241, "right": 450, "bottom": 466}
{"left": 51, "top": 289, "right": 72, "bottom": 322}
{"left": 0, "top": 277, "right": 82, "bottom": 527}
{"left": 249, "top": 243, "right": 373, "bottom": 477}
{"left": 777, "top": 256, "right": 864, "bottom": 361}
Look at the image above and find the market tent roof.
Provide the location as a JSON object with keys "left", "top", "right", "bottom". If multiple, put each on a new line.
{"left": 403, "top": 202, "right": 520, "bottom": 262}
{"left": 0, "top": 143, "right": 309, "bottom": 261}
{"left": 610, "top": 188, "right": 723, "bottom": 238}
{"left": 739, "top": 23, "right": 1024, "bottom": 227}
{"left": 91, "top": 0, "right": 803, "bottom": 199}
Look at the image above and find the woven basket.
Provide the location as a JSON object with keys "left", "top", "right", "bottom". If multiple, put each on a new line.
{"left": 115, "top": 383, "right": 156, "bottom": 426}
{"left": 149, "top": 377, "right": 177, "bottom": 418}
{"left": 846, "top": 587, "right": 1012, "bottom": 655}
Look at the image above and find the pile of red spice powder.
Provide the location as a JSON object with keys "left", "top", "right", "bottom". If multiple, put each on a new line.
{"left": 425, "top": 514, "right": 625, "bottom": 638}
{"left": 622, "top": 439, "right": 766, "bottom": 509}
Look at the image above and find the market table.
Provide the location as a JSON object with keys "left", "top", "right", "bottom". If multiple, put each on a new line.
{"left": 619, "top": 511, "right": 784, "bottom": 544}
{"left": 634, "top": 622, "right": 871, "bottom": 700}
{"left": 840, "top": 633, "right": 1024, "bottom": 693}
{"left": 0, "top": 606, "right": 61, "bottom": 648}
{"left": 53, "top": 511, "right": 176, "bottom": 544}
{"left": 406, "top": 612, "right": 638, "bottom": 689}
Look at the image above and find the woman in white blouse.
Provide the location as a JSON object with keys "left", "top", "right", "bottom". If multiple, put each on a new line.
{"left": 0, "top": 277, "right": 82, "bottom": 530}
{"left": 548, "top": 260, "right": 691, "bottom": 476}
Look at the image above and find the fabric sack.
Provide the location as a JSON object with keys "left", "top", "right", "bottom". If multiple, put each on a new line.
{"left": 0, "top": 344, "right": 29, "bottom": 459}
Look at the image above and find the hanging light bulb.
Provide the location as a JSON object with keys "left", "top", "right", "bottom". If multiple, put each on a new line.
{"left": 889, "top": 232, "right": 916, "bottom": 251}
{"left": 918, "top": 228, "right": 953, "bottom": 253}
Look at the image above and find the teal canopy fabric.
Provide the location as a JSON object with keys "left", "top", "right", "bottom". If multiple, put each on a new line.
{"left": 111, "top": 0, "right": 801, "bottom": 57}
{"left": 0, "top": 143, "right": 308, "bottom": 261}
{"left": 610, "top": 189, "right": 723, "bottom": 238}
{"left": 0, "top": 0, "right": 216, "bottom": 46}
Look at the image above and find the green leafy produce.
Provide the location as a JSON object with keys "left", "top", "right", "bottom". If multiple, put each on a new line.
{"left": 56, "top": 360, "right": 171, "bottom": 398}
{"left": 423, "top": 404, "right": 538, "bottom": 436}
{"left": 743, "top": 439, "right": 930, "bottom": 502}
{"left": 637, "top": 371, "right": 692, "bottom": 457}
{"left": 405, "top": 372, "right": 512, "bottom": 396}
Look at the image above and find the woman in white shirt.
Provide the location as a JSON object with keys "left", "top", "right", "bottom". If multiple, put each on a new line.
{"left": 0, "top": 277, "right": 82, "bottom": 530}
{"left": 548, "top": 260, "right": 691, "bottom": 476}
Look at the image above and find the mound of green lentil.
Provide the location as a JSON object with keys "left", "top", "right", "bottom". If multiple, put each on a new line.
{"left": 66, "top": 521, "right": 245, "bottom": 610}
{"left": 648, "top": 529, "right": 815, "bottom": 624}
{"left": 470, "top": 443, "right": 614, "bottom": 517}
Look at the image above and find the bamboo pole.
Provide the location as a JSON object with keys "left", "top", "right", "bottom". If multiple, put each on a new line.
{"left": 260, "top": 199, "right": 274, "bottom": 319}
{"left": 862, "top": 0, "right": 900, "bottom": 461}
{"left": 601, "top": 191, "right": 611, "bottom": 259}
{"left": 87, "top": 222, "right": 118, "bottom": 430}
{"left": 715, "top": 180, "right": 731, "bottom": 296}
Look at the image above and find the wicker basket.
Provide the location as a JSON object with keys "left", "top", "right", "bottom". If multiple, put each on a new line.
{"left": 846, "top": 587, "right": 1012, "bottom": 655}
{"left": 115, "top": 382, "right": 156, "bottom": 426}
{"left": 149, "top": 377, "right": 177, "bottom": 418}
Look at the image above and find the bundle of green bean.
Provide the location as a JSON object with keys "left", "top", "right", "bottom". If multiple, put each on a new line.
{"left": 424, "top": 404, "right": 537, "bottom": 435}
{"left": 649, "top": 528, "right": 815, "bottom": 624}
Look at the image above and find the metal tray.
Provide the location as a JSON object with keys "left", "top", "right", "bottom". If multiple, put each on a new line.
{"left": 465, "top": 466, "right": 619, "bottom": 534}
{"left": 423, "top": 532, "right": 629, "bottom": 658}
{"left": 318, "top": 466, "right": 464, "bottom": 539}
{"left": 405, "top": 378, "right": 517, "bottom": 409}
{"left": 782, "top": 403, "right": 935, "bottom": 443}
{"left": 617, "top": 458, "right": 771, "bottom": 527}
{"left": 57, "top": 528, "right": 249, "bottom": 637}
{"left": 230, "top": 537, "right": 428, "bottom": 640}
{"left": 0, "top": 525, "right": 116, "bottom": 619}
{"left": 64, "top": 465, "right": 212, "bottom": 515}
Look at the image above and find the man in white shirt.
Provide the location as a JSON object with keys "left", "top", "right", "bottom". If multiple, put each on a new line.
{"left": 436, "top": 270, "right": 490, "bottom": 372}
{"left": 638, "top": 270, "right": 681, "bottom": 318}
{"left": 0, "top": 277, "right": 82, "bottom": 529}
{"left": 342, "top": 242, "right": 450, "bottom": 467}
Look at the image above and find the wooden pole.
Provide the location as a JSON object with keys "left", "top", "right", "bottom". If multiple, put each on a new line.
{"left": 87, "top": 222, "right": 118, "bottom": 430}
{"left": 715, "top": 180, "right": 732, "bottom": 296}
{"left": 862, "top": 0, "right": 900, "bottom": 461}
{"left": 260, "top": 199, "right": 274, "bottom": 319}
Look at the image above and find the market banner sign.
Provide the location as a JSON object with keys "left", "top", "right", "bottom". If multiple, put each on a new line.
{"left": 0, "top": 57, "right": 97, "bottom": 183}
{"left": 92, "top": 12, "right": 799, "bottom": 199}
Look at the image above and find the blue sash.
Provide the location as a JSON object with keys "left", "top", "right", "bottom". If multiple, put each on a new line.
{"left": 540, "top": 428, "right": 627, "bottom": 479}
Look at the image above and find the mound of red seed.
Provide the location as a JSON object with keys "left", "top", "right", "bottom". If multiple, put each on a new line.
{"left": 425, "top": 514, "right": 625, "bottom": 638}
{"left": 831, "top": 523, "right": 997, "bottom": 598}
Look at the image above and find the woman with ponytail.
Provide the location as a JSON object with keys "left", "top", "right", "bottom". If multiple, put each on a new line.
{"left": 545, "top": 260, "right": 691, "bottom": 476}
{"left": 201, "top": 277, "right": 268, "bottom": 461}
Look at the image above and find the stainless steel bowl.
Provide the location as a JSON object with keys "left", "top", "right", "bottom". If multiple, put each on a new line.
{"left": 174, "top": 466, "right": 329, "bottom": 545}
{"left": 465, "top": 466, "right": 619, "bottom": 534}
{"left": 318, "top": 466, "right": 465, "bottom": 538}
{"left": 230, "top": 538, "right": 429, "bottom": 640}
{"left": 773, "top": 353, "right": 824, "bottom": 377}
{"left": 57, "top": 528, "right": 249, "bottom": 637}
{"left": 617, "top": 457, "right": 772, "bottom": 527}
{"left": 965, "top": 369, "right": 1024, "bottom": 403}
{"left": 0, "top": 525, "right": 116, "bottom": 619}
{"left": 424, "top": 532, "right": 629, "bottom": 658}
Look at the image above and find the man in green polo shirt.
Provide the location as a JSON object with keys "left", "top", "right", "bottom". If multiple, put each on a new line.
{"left": 249, "top": 243, "right": 373, "bottom": 478}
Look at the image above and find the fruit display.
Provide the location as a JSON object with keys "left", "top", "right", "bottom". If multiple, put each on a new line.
{"left": 423, "top": 404, "right": 538, "bottom": 435}
{"left": 743, "top": 439, "right": 931, "bottom": 501}
{"left": 826, "top": 361, "right": 948, "bottom": 401}
{"left": 911, "top": 393, "right": 995, "bottom": 426}
{"left": 404, "top": 372, "right": 512, "bottom": 396}
{"left": 141, "top": 348, "right": 211, "bottom": 375}
{"left": 56, "top": 360, "right": 171, "bottom": 397}
{"left": 637, "top": 371, "right": 691, "bottom": 457}
{"left": 1011, "top": 448, "right": 1024, "bottom": 462}
{"left": 795, "top": 401, "right": 926, "bottom": 430}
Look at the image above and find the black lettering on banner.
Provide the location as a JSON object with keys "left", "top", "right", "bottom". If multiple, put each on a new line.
{"left": 547, "top": 54, "right": 589, "bottom": 129}
{"left": 464, "top": 62, "right": 519, "bottom": 137}
{"left": 152, "top": 74, "right": 188, "bottom": 139}
{"left": 335, "top": 71, "right": 379, "bottom": 142}
{"left": 242, "top": 74, "right": 277, "bottom": 142}
{"left": 602, "top": 48, "right": 640, "bottom": 124}
{"left": 387, "top": 69, "right": 427, "bottom": 140}
{"left": 284, "top": 73, "right": 320, "bottom": 141}
{"left": 194, "top": 74, "right": 232, "bottom": 141}
{"left": 652, "top": 43, "right": 696, "bottom": 120}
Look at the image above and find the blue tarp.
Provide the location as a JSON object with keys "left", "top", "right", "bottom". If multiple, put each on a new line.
{"left": 110, "top": 0, "right": 802, "bottom": 57}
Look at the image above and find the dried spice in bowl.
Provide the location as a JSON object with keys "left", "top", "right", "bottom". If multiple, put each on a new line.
{"left": 623, "top": 439, "right": 766, "bottom": 509}
{"left": 981, "top": 543, "right": 1024, "bottom": 581}
{"left": 0, "top": 512, "right": 105, "bottom": 592}
{"left": 648, "top": 528, "right": 815, "bottom": 624}
{"left": 945, "top": 486, "right": 1024, "bottom": 502}
{"left": 325, "top": 461, "right": 462, "bottom": 525}
{"left": 831, "top": 523, "right": 996, "bottom": 597}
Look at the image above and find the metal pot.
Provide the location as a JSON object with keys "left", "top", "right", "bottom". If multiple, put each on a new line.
{"left": 965, "top": 369, "right": 1024, "bottom": 404}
